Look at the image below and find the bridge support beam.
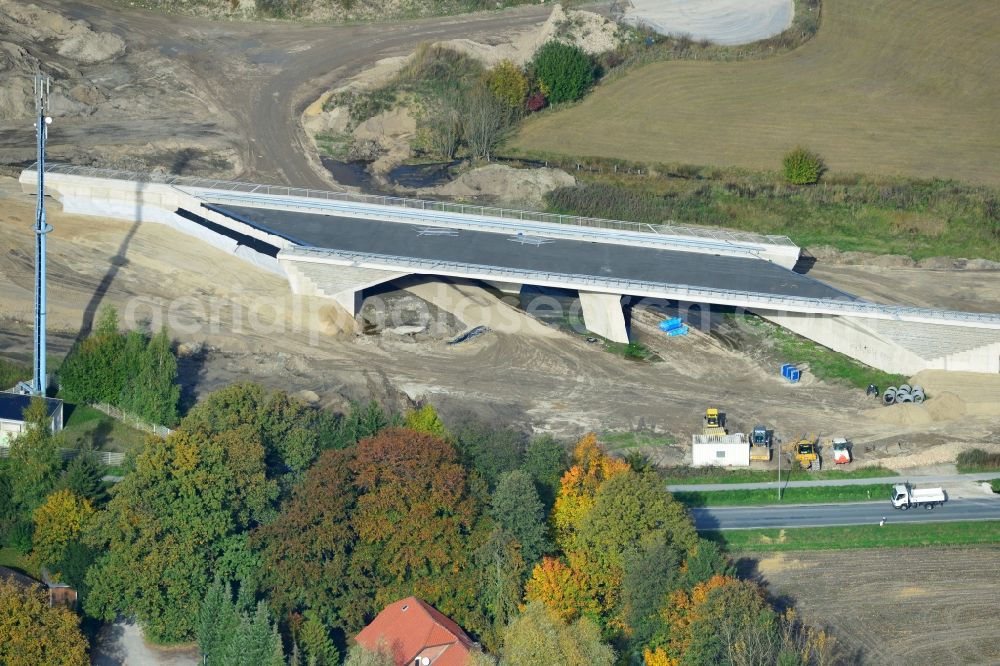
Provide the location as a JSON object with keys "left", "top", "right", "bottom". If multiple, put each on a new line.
{"left": 579, "top": 291, "right": 629, "bottom": 344}
{"left": 279, "top": 256, "right": 405, "bottom": 316}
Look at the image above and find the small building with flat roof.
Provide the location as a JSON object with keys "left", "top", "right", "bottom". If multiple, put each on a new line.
{"left": 0, "top": 392, "right": 64, "bottom": 446}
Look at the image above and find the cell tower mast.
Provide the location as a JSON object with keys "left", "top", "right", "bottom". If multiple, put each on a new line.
{"left": 32, "top": 72, "right": 53, "bottom": 396}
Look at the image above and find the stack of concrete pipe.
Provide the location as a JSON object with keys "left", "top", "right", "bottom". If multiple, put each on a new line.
{"left": 882, "top": 384, "right": 925, "bottom": 405}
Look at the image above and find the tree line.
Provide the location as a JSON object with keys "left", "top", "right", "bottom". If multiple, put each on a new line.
{"left": 59, "top": 307, "right": 181, "bottom": 427}
{"left": 1, "top": 381, "right": 842, "bottom": 664}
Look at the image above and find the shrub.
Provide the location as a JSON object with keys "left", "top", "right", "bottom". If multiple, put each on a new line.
{"left": 531, "top": 41, "right": 594, "bottom": 104}
{"left": 525, "top": 92, "right": 547, "bottom": 113}
{"left": 484, "top": 60, "right": 528, "bottom": 110}
{"left": 783, "top": 147, "right": 824, "bottom": 185}
{"left": 956, "top": 448, "right": 1000, "bottom": 472}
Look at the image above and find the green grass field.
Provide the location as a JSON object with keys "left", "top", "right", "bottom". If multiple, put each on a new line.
{"left": 61, "top": 404, "right": 148, "bottom": 454}
{"left": 513, "top": 0, "right": 1000, "bottom": 186}
{"left": 674, "top": 484, "right": 890, "bottom": 507}
{"left": 707, "top": 521, "right": 1000, "bottom": 551}
{"left": 663, "top": 465, "right": 895, "bottom": 485}
{"left": 736, "top": 315, "right": 909, "bottom": 389}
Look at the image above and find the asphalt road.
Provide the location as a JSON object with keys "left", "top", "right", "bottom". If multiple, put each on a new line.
{"left": 212, "top": 203, "right": 853, "bottom": 299}
{"left": 692, "top": 497, "right": 1000, "bottom": 530}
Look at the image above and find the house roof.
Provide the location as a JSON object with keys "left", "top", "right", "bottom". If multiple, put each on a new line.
{"left": 355, "top": 597, "right": 478, "bottom": 666}
{"left": 0, "top": 566, "right": 42, "bottom": 591}
{"left": 0, "top": 392, "right": 62, "bottom": 422}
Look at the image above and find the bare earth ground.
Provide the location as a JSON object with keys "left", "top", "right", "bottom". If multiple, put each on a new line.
{"left": 512, "top": 0, "right": 1000, "bottom": 185}
{"left": 752, "top": 547, "right": 1000, "bottom": 665}
{"left": 3, "top": 179, "right": 999, "bottom": 466}
{"left": 0, "top": 0, "right": 559, "bottom": 188}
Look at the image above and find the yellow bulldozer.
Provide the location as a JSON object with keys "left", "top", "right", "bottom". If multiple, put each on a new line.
{"left": 784, "top": 433, "right": 822, "bottom": 470}
{"left": 703, "top": 408, "right": 727, "bottom": 436}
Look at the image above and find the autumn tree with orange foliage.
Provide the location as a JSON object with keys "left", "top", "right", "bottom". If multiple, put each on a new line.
{"left": 349, "top": 428, "right": 488, "bottom": 635}
{"left": 551, "top": 433, "right": 629, "bottom": 552}
{"left": 644, "top": 575, "right": 783, "bottom": 666}
{"left": 524, "top": 556, "right": 599, "bottom": 622}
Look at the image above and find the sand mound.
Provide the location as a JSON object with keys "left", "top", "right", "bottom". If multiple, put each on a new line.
{"left": 909, "top": 370, "right": 1000, "bottom": 417}
{"left": 621, "top": 0, "right": 793, "bottom": 46}
{"left": 438, "top": 5, "right": 621, "bottom": 66}
{"left": 864, "top": 392, "right": 970, "bottom": 427}
{"left": 0, "top": 2, "right": 125, "bottom": 64}
{"left": 421, "top": 164, "right": 575, "bottom": 207}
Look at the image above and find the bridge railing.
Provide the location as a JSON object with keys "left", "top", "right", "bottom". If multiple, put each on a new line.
{"left": 282, "top": 246, "right": 1000, "bottom": 328}
{"left": 31, "top": 162, "right": 796, "bottom": 248}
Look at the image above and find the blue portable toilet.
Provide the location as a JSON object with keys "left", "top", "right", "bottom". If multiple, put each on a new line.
{"left": 659, "top": 317, "right": 684, "bottom": 332}
{"left": 666, "top": 325, "right": 689, "bottom": 337}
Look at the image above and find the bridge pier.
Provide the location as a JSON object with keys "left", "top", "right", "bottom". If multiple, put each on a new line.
{"left": 579, "top": 291, "right": 629, "bottom": 344}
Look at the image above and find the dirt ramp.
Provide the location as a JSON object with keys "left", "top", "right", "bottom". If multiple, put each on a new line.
{"left": 910, "top": 370, "right": 1000, "bottom": 417}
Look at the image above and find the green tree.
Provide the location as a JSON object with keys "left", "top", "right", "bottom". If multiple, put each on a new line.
{"left": 226, "top": 601, "right": 285, "bottom": 666}
{"left": 490, "top": 469, "right": 549, "bottom": 564}
{"left": 180, "top": 382, "right": 324, "bottom": 474}
{"left": 532, "top": 41, "right": 594, "bottom": 104}
{"left": 350, "top": 428, "right": 486, "bottom": 634}
{"left": 485, "top": 60, "right": 529, "bottom": 110}
{"left": 58, "top": 449, "right": 108, "bottom": 506}
{"left": 676, "top": 538, "right": 735, "bottom": 591}
{"left": 521, "top": 434, "right": 567, "bottom": 510}
{"left": 343, "top": 642, "right": 394, "bottom": 666}
{"left": 454, "top": 421, "right": 525, "bottom": 489}
{"left": 782, "top": 147, "right": 824, "bottom": 185}
{"left": 0, "top": 579, "right": 89, "bottom": 666}
{"left": 323, "top": 400, "right": 395, "bottom": 451}
{"left": 54, "top": 541, "right": 96, "bottom": 608}
{"left": 198, "top": 579, "right": 240, "bottom": 664}
{"left": 299, "top": 609, "right": 340, "bottom": 666}
{"left": 403, "top": 403, "right": 449, "bottom": 439}
{"left": 125, "top": 326, "right": 180, "bottom": 426}
{"left": 619, "top": 537, "right": 681, "bottom": 649}
{"left": 31, "top": 489, "right": 94, "bottom": 573}
{"left": 84, "top": 419, "right": 278, "bottom": 642}
{"left": 472, "top": 530, "right": 526, "bottom": 651}
{"left": 8, "top": 398, "right": 62, "bottom": 512}
{"left": 251, "top": 449, "right": 356, "bottom": 628}
{"left": 60, "top": 306, "right": 126, "bottom": 405}
{"left": 572, "top": 469, "right": 697, "bottom": 628}
{"left": 501, "top": 601, "right": 615, "bottom": 666}
{"left": 685, "top": 578, "right": 780, "bottom": 666}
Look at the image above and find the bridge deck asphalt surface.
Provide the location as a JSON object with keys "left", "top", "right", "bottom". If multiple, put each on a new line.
{"left": 692, "top": 497, "right": 1000, "bottom": 530}
{"left": 210, "top": 204, "right": 856, "bottom": 300}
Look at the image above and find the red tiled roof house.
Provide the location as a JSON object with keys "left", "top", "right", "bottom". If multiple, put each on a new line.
{"left": 355, "top": 597, "right": 480, "bottom": 666}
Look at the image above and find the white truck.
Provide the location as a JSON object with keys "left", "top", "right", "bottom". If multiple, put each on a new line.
{"left": 891, "top": 483, "right": 946, "bottom": 510}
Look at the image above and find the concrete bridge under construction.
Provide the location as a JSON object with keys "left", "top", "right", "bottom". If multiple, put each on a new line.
{"left": 20, "top": 163, "right": 1000, "bottom": 375}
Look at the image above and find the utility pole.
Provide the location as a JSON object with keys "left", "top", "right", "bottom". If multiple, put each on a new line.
{"left": 777, "top": 434, "right": 782, "bottom": 501}
{"left": 32, "top": 71, "right": 52, "bottom": 396}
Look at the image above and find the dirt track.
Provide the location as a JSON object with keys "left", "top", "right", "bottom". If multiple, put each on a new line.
{"left": 0, "top": 0, "right": 558, "bottom": 186}
{"left": 754, "top": 547, "right": 1000, "bottom": 665}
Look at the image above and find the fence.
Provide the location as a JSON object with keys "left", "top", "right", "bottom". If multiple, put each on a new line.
{"left": 0, "top": 444, "right": 125, "bottom": 466}
{"left": 91, "top": 403, "right": 173, "bottom": 439}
